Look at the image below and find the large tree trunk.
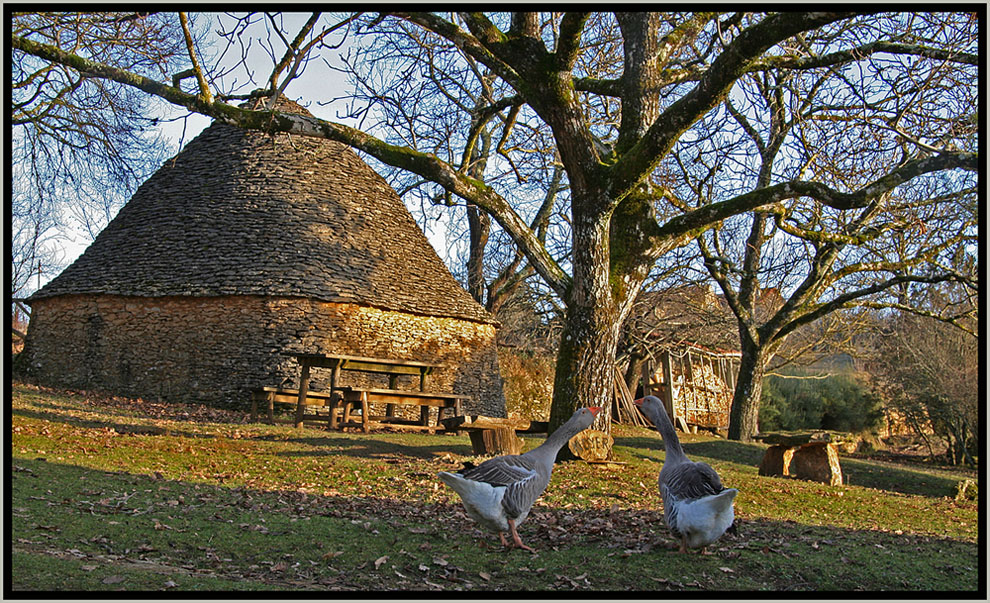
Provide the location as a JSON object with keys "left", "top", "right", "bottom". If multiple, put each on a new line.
{"left": 548, "top": 301, "right": 622, "bottom": 459}
{"left": 728, "top": 337, "right": 768, "bottom": 442}
{"left": 546, "top": 200, "right": 622, "bottom": 458}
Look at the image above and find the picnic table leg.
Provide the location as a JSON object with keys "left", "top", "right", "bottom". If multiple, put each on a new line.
{"left": 342, "top": 398, "right": 354, "bottom": 428}
{"left": 384, "top": 374, "right": 398, "bottom": 420}
{"left": 294, "top": 363, "right": 311, "bottom": 429}
{"left": 419, "top": 404, "right": 431, "bottom": 427}
{"left": 444, "top": 398, "right": 462, "bottom": 426}
{"left": 360, "top": 392, "right": 370, "bottom": 433}
{"left": 267, "top": 391, "right": 275, "bottom": 424}
{"left": 436, "top": 401, "right": 453, "bottom": 426}
{"left": 329, "top": 392, "right": 341, "bottom": 430}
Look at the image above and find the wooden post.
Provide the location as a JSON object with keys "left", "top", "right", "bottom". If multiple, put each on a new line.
{"left": 641, "top": 357, "right": 653, "bottom": 398}
{"left": 331, "top": 360, "right": 341, "bottom": 392}
{"left": 682, "top": 351, "right": 693, "bottom": 425}
{"left": 294, "top": 362, "right": 311, "bottom": 429}
{"left": 360, "top": 391, "right": 370, "bottom": 434}
{"left": 660, "top": 350, "right": 675, "bottom": 426}
{"left": 329, "top": 391, "right": 341, "bottom": 430}
{"left": 330, "top": 360, "right": 342, "bottom": 429}
{"left": 386, "top": 373, "right": 398, "bottom": 418}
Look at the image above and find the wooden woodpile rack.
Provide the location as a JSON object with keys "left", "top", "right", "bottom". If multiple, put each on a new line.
{"left": 623, "top": 344, "right": 740, "bottom": 432}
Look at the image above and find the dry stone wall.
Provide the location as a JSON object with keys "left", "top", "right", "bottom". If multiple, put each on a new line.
{"left": 23, "top": 294, "right": 505, "bottom": 417}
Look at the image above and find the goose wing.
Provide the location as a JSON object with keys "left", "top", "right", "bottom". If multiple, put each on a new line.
{"left": 459, "top": 455, "right": 542, "bottom": 519}
{"left": 661, "top": 460, "right": 724, "bottom": 500}
{"left": 459, "top": 454, "right": 535, "bottom": 487}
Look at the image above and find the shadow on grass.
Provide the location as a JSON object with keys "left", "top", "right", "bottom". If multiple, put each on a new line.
{"left": 10, "top": 457, "right": 980, "bottom": 592}
{"left": 615, "top": 434, "right": 767, "bottom": 467}
{"left": 841, "top": 458, "right": 960, "bottom": 498}
{"left": 14, "top": 385, "right": 965, "bottom": 500}
{"left": 10, "top": 406, "right": 219, "bottom": 441}
{"left": 278, "top": 434, "right": 474, "bottom": 460}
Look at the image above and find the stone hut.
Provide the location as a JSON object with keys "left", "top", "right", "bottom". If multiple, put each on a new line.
{"left": 21, "top": 97, "right": 505, "bottom": 416}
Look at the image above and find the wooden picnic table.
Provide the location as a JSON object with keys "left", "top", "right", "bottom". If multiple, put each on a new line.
{"left": 279, "top": 352, "right": 464, "bottom": 432}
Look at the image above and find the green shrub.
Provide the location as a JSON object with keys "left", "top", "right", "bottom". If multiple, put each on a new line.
{"left": 760, "top": 370, "right": 883, "bottom": 434}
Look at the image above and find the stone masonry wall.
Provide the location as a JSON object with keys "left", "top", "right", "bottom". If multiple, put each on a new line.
{"left": 22, "top": 294, "right": 505, "bottom": 417}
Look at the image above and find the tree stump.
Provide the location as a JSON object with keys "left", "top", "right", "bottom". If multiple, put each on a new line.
{"left": 756, "top": 431, "right": 846, "bottom": 486}
{"left": 468, "top": 427, "right": 524, "bottom": 456}
{"left": 790, "top": 443, "right": 843, "bottom": 486}
{"left": 758, "top": 445, "right": 795, "bottom": 477}
{"left": 568, "top": 429, "right": 614, "bottom": 462}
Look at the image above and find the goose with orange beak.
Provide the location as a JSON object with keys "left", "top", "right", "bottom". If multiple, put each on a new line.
{"left": 439, "top": 406, "right": 602, "bottom": 552}
{"left": 634, "top": 395, "right": 737, "bottom": 553}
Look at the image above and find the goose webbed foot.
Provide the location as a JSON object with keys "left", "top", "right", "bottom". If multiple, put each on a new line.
{"left": 508, "top": 519, "right": 536, "bottom": 553}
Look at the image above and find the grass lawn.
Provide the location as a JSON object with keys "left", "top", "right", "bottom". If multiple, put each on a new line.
{"left": 8, "top": 382, "right": 981, "bottom": 593}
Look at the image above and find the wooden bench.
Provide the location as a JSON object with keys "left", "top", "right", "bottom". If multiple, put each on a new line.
{"left": 334, "top": 387, "right": 466, "bottom": 433}
{"left": 250, "top": 387, "right": 337, "bottom": 424}
{"left": 251, "top": 386, "right": 468, "bottom": 433}
{"left": 755, "top": 431, "right": 847, "bottom": 486}
{"left": 282, "top": 352, "right": 453, "bottom": 430}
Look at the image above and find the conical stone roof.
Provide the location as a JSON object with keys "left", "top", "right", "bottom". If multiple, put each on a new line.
{"left": 30, "top": 97, "right": 494, "bottom": 324}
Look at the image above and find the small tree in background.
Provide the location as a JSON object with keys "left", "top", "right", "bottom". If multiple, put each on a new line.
{"left": 866, "top": 277, "right": 979, "bottom": 466}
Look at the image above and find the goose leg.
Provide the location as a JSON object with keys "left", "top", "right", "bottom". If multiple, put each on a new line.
{"left": 499, "top": 532, "right": 509, "bottom": 547}
{"left": 507, "top": 519, "right": 535, "bottom": 553}
{"left": 678, "top": 536, "right": 689, "bottom": 554}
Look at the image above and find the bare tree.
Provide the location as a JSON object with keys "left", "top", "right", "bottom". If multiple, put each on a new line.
{"left": 10, "top": 12, "right": 189, "bottom": 297}
{"left": 11, "top": 12, "right": 979, "bottom": 451}
{"left": 668, "top": 14, "right": 980, "bottom": 439}
{"left": 335, "top": 14, "right": 565, "bottom": 316}
{"left": 867, "top": 273, "right": 978, "bottom": 465}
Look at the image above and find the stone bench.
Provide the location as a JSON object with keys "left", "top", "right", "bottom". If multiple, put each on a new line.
{"left": 755, "top": 431, "right": 848, "bottom": 486}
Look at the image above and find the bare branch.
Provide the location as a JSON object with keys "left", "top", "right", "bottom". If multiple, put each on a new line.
{"left": 609, "top": 12, "right": 858, "bottom": 203}
{"left": 268, "top": 12, "right": 320, "bottom": 91}
{"left": 178, "top": 12, "right": 212, "bottom": 103}
{"left": 555, "top": 12, "right": 590, "bottom": 71}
